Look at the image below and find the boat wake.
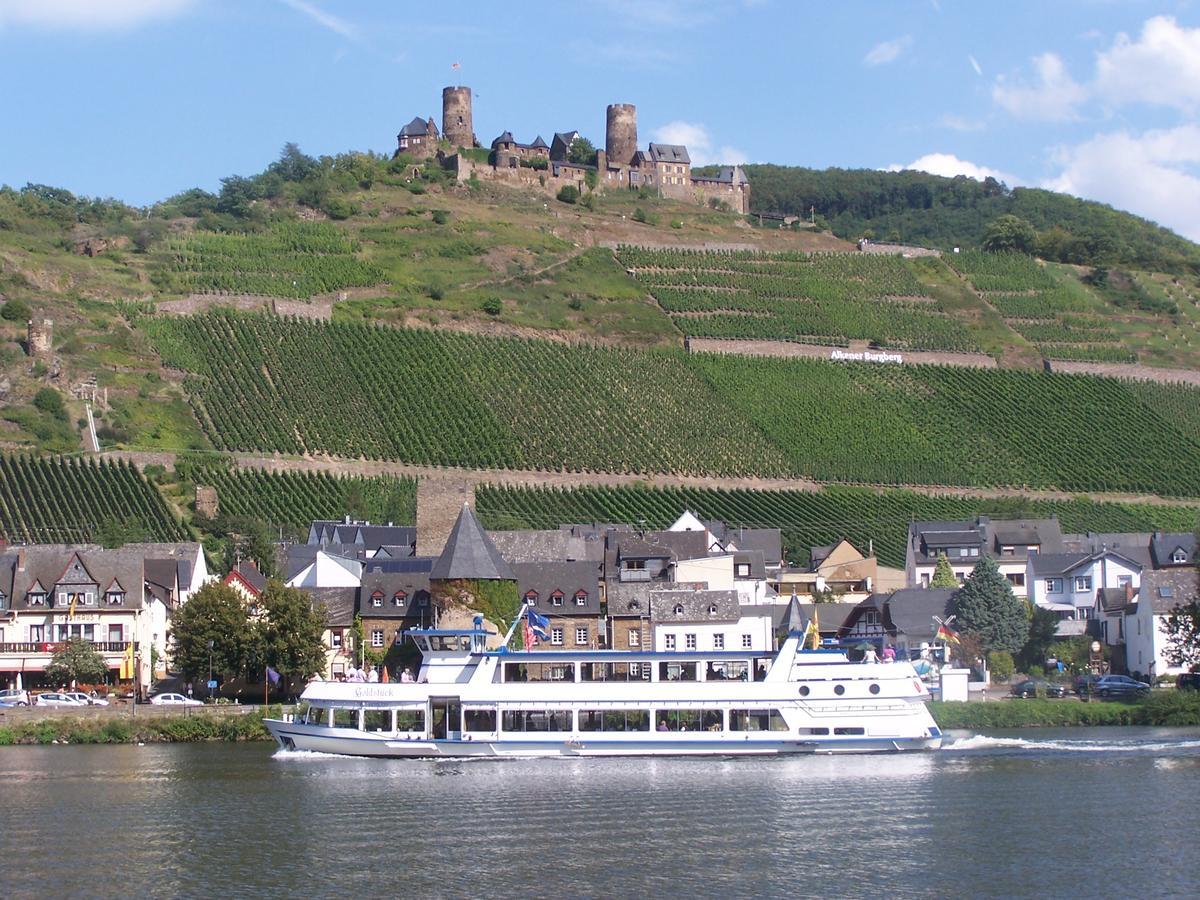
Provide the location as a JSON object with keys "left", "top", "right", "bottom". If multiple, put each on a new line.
{"left": 272, "top": 748, "right": 352, "bottom": 760}
{"left": 943, "top": 733, "right": 1200, "bottom": 754}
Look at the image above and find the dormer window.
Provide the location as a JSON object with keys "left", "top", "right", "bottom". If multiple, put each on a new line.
{"left": 371, "top": 591, "right": 384, "bottom": 608}
{"left": 551, "top": 591, "right": 564, "bottom": 607}
{"left": 1173, "top": 549, "right": 1188, "bottom": 564}
{"left": 707, "top": 604, "right": 719, "bottom": 615}
{"left": 735, "top": 564, "right": 750, "bottom": 577}
{"left": 106, "top": 591, "right": 125, "bottom": 606}
{"left": 392, "top": 591, "right": 406, "bottom": 608}
{"left": 523, "top": 591, "right": 538, "bottom": 607}
{"left": 574, "top": 591, "right": 587, "bottom": 607}
{"left": 28, "top": 592, "right": 46, "bottom": 606}
{"left": 673, "top": 604, "right": 684, "bottom": 616}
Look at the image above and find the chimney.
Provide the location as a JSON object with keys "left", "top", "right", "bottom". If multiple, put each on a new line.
{"left": 344, "top": 514, "right": 351, "bottom": 525}
{"left": 17, "top": 548, "right": 26, "bottom": 572}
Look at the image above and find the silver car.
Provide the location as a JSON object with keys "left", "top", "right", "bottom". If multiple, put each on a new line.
{"left": 0, "top": 688, "right": 30, "bottom": 706}
{"left": 62, "top": 692, "right": 110, "bottom": 706}
{"left": 34, "top": 692, "right": 87, "bottom": 707}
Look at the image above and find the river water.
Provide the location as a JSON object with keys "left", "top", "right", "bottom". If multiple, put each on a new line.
{"left": 2, "top": 727, "right": 1197, "bottom": 899}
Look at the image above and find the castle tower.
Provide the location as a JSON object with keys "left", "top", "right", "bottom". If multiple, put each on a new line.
{"left": 442, "top": 86, "right": 474, "bottom": 149}
{"left": 27, "top": 317, "right": 52, "bottom": 359}
{"left": 605, "top": 103, "right": 638, "bottom": 168}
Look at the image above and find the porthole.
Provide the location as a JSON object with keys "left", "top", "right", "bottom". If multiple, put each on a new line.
{"left": 869, "top": 683, "right": 881, "bottom": 695}
{"left": 798, "top": 685, "right": 810, "bottom": 697}
{"left": 833, "top": 684, "right": 845, "bottom": 696}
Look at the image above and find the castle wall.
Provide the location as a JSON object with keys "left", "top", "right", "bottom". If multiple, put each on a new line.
{"left": 442, "top": 86, "right": 474, "bottom": 149}
{"left": 691, "top": 181, "right": 751, "bottom": 215}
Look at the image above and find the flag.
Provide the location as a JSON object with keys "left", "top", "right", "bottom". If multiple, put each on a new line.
{"left": 266, "top": 666, "right": 281, "bottom": 686}
{"left": 936, "top": 622, "right": 960, "bottom": 644}
{"left": 809, "top": 606, "right": 821, "bottom": 650}
{"left": 119, "top": 642, "right": 134, "bottom": 680}
{"left": 526, "top": 607, "right": 550, "bottom": 641}
{"left": 802, "top": 617, "right": 818, "bottom": 649}
{"left": 523, "top": 618, "right": 534, "bottom": 652}
{"left": 380, "top": 666, "right": 389, "bottom": 684}
{"left": 68, "top": 593, "right": 78, "bottom": 621}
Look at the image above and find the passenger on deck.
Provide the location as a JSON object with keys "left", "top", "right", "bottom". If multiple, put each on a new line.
{"left": 863, "top": 647, "right": 879, "bottom": 664}
{"left": 366, "top": 666, "right": 379, "bottom": 683}
{"left": 400, "top": 668, "right": 415, "bottom": 683}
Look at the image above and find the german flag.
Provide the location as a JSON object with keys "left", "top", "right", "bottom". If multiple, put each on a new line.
{"left": 936, "top": 622, "right": 960, "bottom": 644}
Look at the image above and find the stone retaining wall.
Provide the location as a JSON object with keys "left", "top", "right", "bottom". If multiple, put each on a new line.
{"left": 1048, "top": 360, "right": 1200, "bottom": 387}
{"left": 688, "top": 338, "right": 998, "bottom": 369}
{"left": 158, "top": 294, "right": 333, "bottom": 320}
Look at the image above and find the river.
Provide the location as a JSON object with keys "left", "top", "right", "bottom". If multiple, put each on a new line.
{"left": 1, "top": 727, "right": 1197, "bottom": 899}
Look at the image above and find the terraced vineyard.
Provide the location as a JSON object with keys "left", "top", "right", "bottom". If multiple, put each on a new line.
{"left": 476, "top": 483, "right": 1200, "bottom": 568}
{"left": 156, "top": 222, "right": 385, "bottom": 298}
{"left": 144, "top": 312, "right": 789, "bottom": 477}
{"left": 185, "top": 465, "right": 416, "bottom": 531}
{"left": 948, "top": 250, "right": 1132, "bottom": 363}
{"left": 616, "top": 246, "right": 980, "bottom": 351}
{"left": 689, "top": 352, "right": 1200, "bottom": 496}
{"left": 0, "top": 454, "right": 186, "bottom": 543}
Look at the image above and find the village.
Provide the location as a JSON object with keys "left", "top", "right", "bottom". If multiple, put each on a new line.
{"left": 1, "top": 501, "right": 1194, "bottom": 704}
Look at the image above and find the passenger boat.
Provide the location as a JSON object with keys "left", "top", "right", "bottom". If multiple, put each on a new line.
{"left": 264, "top": 622, "right": 943, "bottom": 757}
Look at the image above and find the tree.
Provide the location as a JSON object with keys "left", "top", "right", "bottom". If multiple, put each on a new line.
{"left": 981, "top": 214, "right": 1037, "bottom": 254}
{"left": 1162, "top": 601, "right": 1200, "bottom": 669}
{"left": 0, "top": 296, "right": 32, "bottom": 322}
{"left": 256, "top": 581, "right": 328, "bottom": 680}
{"left": 45, "top": 638, "right": 107, "bottom": 686}
{"left": 169, "top": 581, "right": 253, "bottom": 681}
{"left": 567, "top": 137, "right": 597, "bottom": 166}
{"left": 930, "top": 553, "right": 958, "bottom": 589}
{"left": 556, "top": 185, "right": 579, "bottom": 204}
{"left": 1019, "top": 605, "right": 1061, "bottom": 672}
{"left": 950, "top": 556, "right": 1030, "bottom": 655}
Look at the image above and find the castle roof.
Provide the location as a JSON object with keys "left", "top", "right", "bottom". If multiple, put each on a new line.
{"left": 491, "top": 131, "right": 516, "bottom": 147}
{"left": 529, "top": 135, "right": 548, "bottom": 150}
{"left": 648, "top": 143, "right": 691, "bottom": 164}
{"left": 399, "top": 116, "right": 432, "bottom": 137}
{"left": 691, "top": 165, "right": 750, "bottom": 186}
{"left": 430, "top": 504, "right": 515, "bottom": 582}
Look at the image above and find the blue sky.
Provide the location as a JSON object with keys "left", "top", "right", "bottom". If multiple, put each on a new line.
{"left": 3, "top": 0, "right": 1200, "bottom": 239}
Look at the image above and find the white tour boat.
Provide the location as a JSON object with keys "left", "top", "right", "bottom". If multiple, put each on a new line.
{"left": 264, "top": 621, "right": 943, "bottom": 757}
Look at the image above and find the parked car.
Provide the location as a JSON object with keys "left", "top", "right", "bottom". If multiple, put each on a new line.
{"left": 62, "top": 692, "right": 109, "bottom": 706}
{"left": 1011, "top": 679, "right": 1068, "bottom": 699}
{"left": 0, "top": 688, "right": 31, "bottom": 706}
{"left": 1175, "top": 672, "right": 1200, "bottom": 691}
{"left": 1073, "top": 674, "right": 1103, "bottom": 696}
{"left": 1094, "top": 675, "right": 1150, "bottom": 698}
{"left": 33, "top": 692, "right": 88, "bottom": 707}
{"left": 149, "top": 693, "right": 203, "bottom": 707}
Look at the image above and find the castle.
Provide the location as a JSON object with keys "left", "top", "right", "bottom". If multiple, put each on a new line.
{"left": 396, "top": 86, "right": 750, "bottom": 215}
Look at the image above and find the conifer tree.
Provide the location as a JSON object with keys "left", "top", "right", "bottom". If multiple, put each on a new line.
{"left": 951, "top": 556, "right": 1029, "bottom": 655}
{"left": 930, "top": 553, "right": 958, "bottom": 589}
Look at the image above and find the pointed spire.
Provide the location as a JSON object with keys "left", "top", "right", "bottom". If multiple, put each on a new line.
{"left": 430, "top": 504, "right": 515, "bottom": 582}
{"left": 781, "top": 593, "right": 806, "bottom": 633}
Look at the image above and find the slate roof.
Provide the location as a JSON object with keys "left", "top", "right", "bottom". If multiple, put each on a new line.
{"left": 0, "top": 552, "right": 17, "bottom": 609}
{"left": 226, "top": 561, "right": 267, "bottom": 596}
{"left": 650, "top": 589, "right": 740, "bottom": 623}
{"left": 4, "top": 544, "right": 201, "bottom": 611}
{"left": 725, "top": 527, "right": 782, "bottom": 566}
{"left": 691, "top": 165, "right": 750, "bottom": 185}
{"left": 430, "top": 505, "right": 515, "bottom": 581}
{"left": 1140, "top": 568, "right": 1199, "bottom": 615}
{"left": 304, "top": 587, "right": 358, "bottom": 627}
{"left": 1150, "top": 532, "right": 1195, "bottom": 568}
{"left": 399, "top": 116, "right": 432, "bottom": 137}
{"left": 1062, "top": 532, "right": 1153, "bottom": 568}
{"left": 1098, "top": 586, "right": 1134, "bottom": 614}
{"left": 144, "top": 558, "right": 178, "bottom": 606}
{"left": 733, "top": 550, "right": 767, "bottom": 580}
{"left": 648, "top": 143, "right": 691, "bottom": 164}
{"left": 491, "top": 131, "right": 516, "bottom": 147}
{"left": 529, "top": 135, "right": 548, "bottom": 149}
{"left": 512, "top": 560, "right": 603, "bottom": 616}
{"left": 359, "top": 566, "right": 431, "bottom": 618}
{"left": 883, "top": 588, "right": 958, "bottom": 638}
{"left": 488, "top": 530, "right": 604, "bottom": 563}
{"left": 780, "top": 595, "right": 807, "bottom": 633}
{"left": 1030, "top": 552, "right": 1094, "bottom": 577}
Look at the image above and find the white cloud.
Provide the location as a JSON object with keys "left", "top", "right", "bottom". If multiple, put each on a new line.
{"left": 1044, "top": 126, "right": 1200, "bottom": 241}
{"left": 939, "top": 114, "right": 985, "bottom": 132}
{"left": 278, "top": 0, "right": 358, "bottom": 41}
{"left": 0, "top": 0, "right": 193, "bottom": 30}
{"left": 887, "top": 153, "right": 1018, "bottom": 185}
{"left": 992, "top": 52, "right": 1087, "bottom": 121}
{"left": 864, "top": 35, "right": 911, "bottom": 67}
{"left": 1094, "top": 16, "right": 1200, "bottom": 113}
{"left": 968, "top": 54, "right": 982, "bottom": 77}
{"left": 651, "top": 121, "right": 746, "bottom": 166}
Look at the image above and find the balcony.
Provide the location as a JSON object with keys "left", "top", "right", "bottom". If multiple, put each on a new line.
{"left": 619, "top": 569, "right": 652, "bottom": 583}
{"left": 0, "top": 641, "right": 135, "bottom": 655}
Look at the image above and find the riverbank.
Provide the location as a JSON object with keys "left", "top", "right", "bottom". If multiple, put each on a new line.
{"left": 929, "top": 691, "right": 1200, "bottom": 729}
{"left": 0, "top": 706, "right": 278, "bottom": 745}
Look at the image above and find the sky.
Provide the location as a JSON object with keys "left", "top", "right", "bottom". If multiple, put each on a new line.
{"left": 3, "top": 0, "right": 1200, "bottom": 239}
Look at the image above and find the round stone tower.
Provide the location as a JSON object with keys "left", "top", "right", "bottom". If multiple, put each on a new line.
{"left": 27, "top": 317, "right": 53, "bottom": 359}
{"left": 605, "top": 103, "right": 638, "bottom": 168}
{"left": 442, "top": 86, "right": 474, "bottom": 149}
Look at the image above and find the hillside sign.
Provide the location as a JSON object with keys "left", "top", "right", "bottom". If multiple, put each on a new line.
{"left": 829, "top": 349, "right": 903, "bottom": 364}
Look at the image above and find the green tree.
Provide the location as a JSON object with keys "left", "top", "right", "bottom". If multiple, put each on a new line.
{"left": 1019, "top": 605, "right": 1061, "bottom": 672}
{"left": 556, "top": 185, "right": 579, "bottom": 204}
{"left": 33, "top": 388, "right": 66, "bottom": 419}
{"left": 169, "top": 581, "right": 253, "bottom": 681}
{"left": 45, "top": 638, "right": 108, "bottom": 686}
{"left": 981, "top": 214, "right": 1037, "bottom": 254}
{"left": 930, "top": 553, "right": 958, "bottom": 588}
{"left": 1161, "top": 525, "right": 1200, "bottom": 669}
{"left": 0, "top": 297, "right": 32, "bottom": 321}
{"left": 567, "top": 137, "right": 597, "bottom": 166}
{"left": 257, "top": 580, "right": 327, "bottom": 680}
{"left": 950, "top": 556, "right": 1030, "bottom": 655}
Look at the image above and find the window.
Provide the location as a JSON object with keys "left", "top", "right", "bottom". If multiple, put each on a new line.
{"left": 665, "top": 634, "right": 677, "bottom": 650}
{"left": 1118, "top": 575, "right": 1132, "bottom": 588}
{"left": 736, "top": 563, "right": 750, "bottom": 577}
{"left": 108, "top": 624, "right": 123, "bottom": 643}
{"left": 655, "top": 708, "right": 722, "bottom": 732}
{"left": 106, "top": 591, "right": 125, "bottom": 605}
{"left": 1045, "top": 578, "right": 1063, "bottom": 594}
{"left": 551, "top": 592, "right": 564, "bottom": 607}
{"left": 713, "top": 634, "right": 725, "bottom": 650}
{"left": 502, "top": 710, "right": 571, "bottom": 732}
{"left": 371, "top": 629, "right": 384, "bottom": 648}
{"left": 673, "top": 604, "right": 684, "bottom": 616}
{"left": 30, "top": 625, "right": 45, "bottom": 642}
{"left": 371, "top": 592, "right": 383, "bottom": 608}
{"left": 523, "top": 591, "right": 537, "bottom": 606}
{"left": 958, "top": 548, "right": 968, "bottom": 558}
{"left": 464, "top": 709, "right": 497, "bottom": 732}
{"left": 574, "top": 591, "right": 588, "bottom": 607}
{"left": 1074, "top": 575, "right": 1093, "bottom": 592}
{"left": 579, "top": 709, "right": 650, "bottom": 732}
{"left": 742, "top": 634, "right": 753, "bottom": 649}
{"left": 729, "top": 709, "right": 788, "bottom": 732}
{"left": 685, "top": 634, "right": 697, "bottom": 650}
{"left": 970, "top": 548, "right": 979, "bottom": 557}
{"left": 331, "top": 631, "right": 343, "bottom": 649}
{"left": 1172, "top": 549, "right": 1188, "bottom": 563}
{"left": 392, "top": 592, "right": 406, "bottom": 608}
{"left": 627, "top": 628, "right": 640, "bottom": 647}
{"left": 1001, "top": 546, "right": 1015, "bottom": 557}
{"left": 575, "top": 627, "right": 589, "bottom": 646}
{"left": 1006, "top": 573, "right": 1026, "bottom": 588}
{"left": 28, "top": 592, "right": 45, "bottom": 606}
{"left": 551, "top": 627, "right": 563, "bottom": 646}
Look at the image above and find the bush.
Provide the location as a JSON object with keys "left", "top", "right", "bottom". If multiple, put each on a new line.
{"left": 987, "top": 650, "right": 1015, "bottom": 682}
{"left": 556, "top": 185, "right": 579, "bottom": 205}
{"left": 633, "top": 207, "right": 647, "bottom": 224}
{"left": 480, "top": 297, "right": 502, "bottom": 317}
{"left": 33, "top": 388, "right": 66, "bottom": 419}
{"left": 670, "top": 220, "right": 683, "bottom": 230}
{"left": 431, "top": 209, "right": 450, "bottom": 225}
{"left": 1, "top": 296, "right": 31, "bottom": 321}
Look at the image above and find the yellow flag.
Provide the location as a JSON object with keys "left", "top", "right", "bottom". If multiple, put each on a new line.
{"left": 119, "top": 642, "right": 134, "bottom": 680}
{"left": 809, "top": 607, "right": 821, "bottom": 650}
{"left": 68, "top": 593, "right": 78, "bottom": 621}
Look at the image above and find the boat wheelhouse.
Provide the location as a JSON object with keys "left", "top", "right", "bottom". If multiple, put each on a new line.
{"left": 264, "top": 623, "right": 942, "bottom": 757}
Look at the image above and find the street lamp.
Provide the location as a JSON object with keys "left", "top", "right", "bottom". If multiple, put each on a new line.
{"left": 207, "top": 639, "right": 214, "bottom": 699}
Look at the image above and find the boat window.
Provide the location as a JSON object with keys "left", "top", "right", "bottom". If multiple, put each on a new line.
{"left": 706, "top": 661, "right": 748, "bottom": 681}
{"left": 303, "top": 705, "right": 328, "bottom": 725}
{"left": 659, "top": 661, "right": 698, "bottom": 682}
{"left": 869, "top": 683, "right": 881, "bottom": 695}
{"left": 332, "top": 708, "right": 358, "bottom": 729}
{"left": 504, "top": 662, "right": 575, "bottom": 683}
{"left": 363, "top": 710, "right": 390, "bottom": 732}
{"left": 834, "top": 685, "right": 846, "bottom": 696}
{"left": 729, "top": 709, "right": 788, "bottom": 732}
{"left": 396, "top": 710, "right": 424, "bottom": 731}
{"left": 502, "top": 710, "right": 572, "bottom": 732}
{"left": 579, "top": 710, "right": 650, "bottom": 732}
{"left": 834, "top": 727, "right": 865, "bottom": 736}
{"left": 580, "top": 662, "right": 647, "bottom": 682}
{"left": 803, "top": 727, "right": 830, "bottom": 735}
{"left": 464, "top": 708, "right": 497, "bottom": 732}
{"left": 798, "top": 685, "right": 810, "bottom": 697}
{"left": 655, "top": 709, "right": 722, "bottom": 732}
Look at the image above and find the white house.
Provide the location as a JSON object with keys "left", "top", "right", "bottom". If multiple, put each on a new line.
{"left": 1122, "top": 569, "right": 1197, "bottom": 681}
{"left": 286, "top": 550, "right": 363, "bottom": 589}
{"left": 650, "top": 589, "right": 773, "bottom": 656}
{"left": 906, "top": 516, "right": 1064, "bottom": 599}
{"left": 1028, "top": 549, "right": 1142, "bottom": 635}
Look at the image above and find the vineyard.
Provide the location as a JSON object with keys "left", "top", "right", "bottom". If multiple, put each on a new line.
{"left": 144, "top": 312, "right": 1200, "bottom": 497}
{"left": 156, "top": 222, "right": 385, "bottom": 298}
{"left": 0, "top": 455, "right": 185, "bottom": 544}
{"left": 947, "top": 251, "right": 1132, "bottom": 362}
{"left": 476, "top": 483, "right": 1200, "bottom": 568}
{"left": 184, "top": 465, "right": 416, "bottom": 531}
{"left": 144, "top": 312, "right": 790, "bottom": 477}
{"left": 616, "top": 246, "right": 980, "bottom": 352}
